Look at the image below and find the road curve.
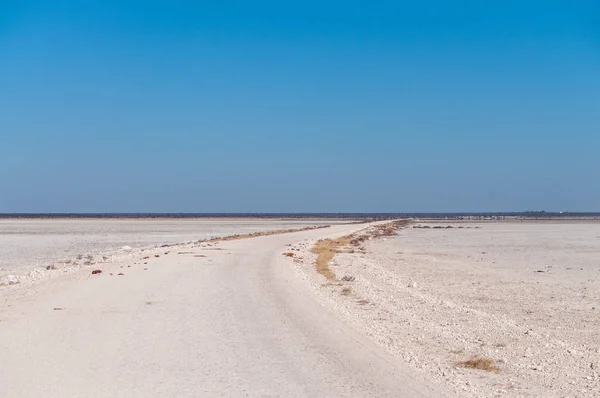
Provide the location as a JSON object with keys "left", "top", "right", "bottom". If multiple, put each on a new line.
{"left": 0, "top": 223, "right": 441, "bottom": 397}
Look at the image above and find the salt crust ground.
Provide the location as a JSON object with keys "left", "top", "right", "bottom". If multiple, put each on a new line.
{"left": 0, "top": 219, "right": 337, "bottom": 282}
{"left": 3, "top": 219, "right": 598, "bottom": 397}
{"left": 288, "top": 221, "right": 600, "bottom": 398}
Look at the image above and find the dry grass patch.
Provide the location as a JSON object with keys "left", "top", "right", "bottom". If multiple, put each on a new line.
{"left": 202, "top": 225, "right": 330, "bottom": 243}
{"left": 457, "top": 356, "right": 501, "bottom": 373}
{"left": 312, "top": 220, "right": 410, "bottom": 281}
{"left": 341, "top": 287, "right": 352, "bottom": 296}
{"left": 312, "top": 236, "right": 352, "bottom": 280}
{"left": 322, "top": 282, "right": 344, "bottom": 287}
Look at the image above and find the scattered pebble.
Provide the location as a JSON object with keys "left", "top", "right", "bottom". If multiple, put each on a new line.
{"left": 0, "top": 275, "right": 20, "bottom": 285}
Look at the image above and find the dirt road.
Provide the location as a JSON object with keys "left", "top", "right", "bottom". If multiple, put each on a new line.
{"left": 0, "top": 223, "right": 439, "bottom": 397}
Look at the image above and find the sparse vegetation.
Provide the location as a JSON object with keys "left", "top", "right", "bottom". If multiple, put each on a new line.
{"left": 312, "top": 236, "right": 353, "bottom": 280}
{"left": 322, "top": 282, "right": 344, "bottom": 287}
{"left": 202, "top": 225, "right": 330, "bottom": 243}
{"left": 341, "top": 287, "right": 352, "bottom": 296}
{"left": 312, "top": 219, "right": 410, "bottom": 280}
{"left": 456, "top": 356, "right": 501, "bottom": 373}
{"left": 413, "top": 225, "right": 455, "bottom": 229}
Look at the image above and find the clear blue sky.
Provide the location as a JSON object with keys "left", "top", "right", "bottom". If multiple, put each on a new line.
{"left": 1, "top": 1, "right": 598, "bottom": 213}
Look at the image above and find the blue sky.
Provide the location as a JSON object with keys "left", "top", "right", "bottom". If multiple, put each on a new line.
{"left": 1, "top": 1, "right": 598, "bottom": 212}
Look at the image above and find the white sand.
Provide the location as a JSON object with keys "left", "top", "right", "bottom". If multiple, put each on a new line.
{"left": 290, "top": 221, "right": 600, "bottom": 397}
{"left": 0, "top": 221, "right": 439, "bottom": 398}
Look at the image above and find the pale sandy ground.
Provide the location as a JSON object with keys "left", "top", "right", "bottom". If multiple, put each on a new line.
{"left": 288, "top": 221, "right": 600, "bottom": 397}
{"left": 3, "top": 220, "right": 598, "bottom": 398}
{"left": 0, "top": 219, "right": 338, "bottom": 281}
{"left": 0, "top": 222, "right": 441, "bottom": 398}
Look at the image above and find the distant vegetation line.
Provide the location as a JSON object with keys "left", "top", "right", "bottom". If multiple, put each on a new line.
{"left": 1, "top": 212, "right": 599, "bottom": 220}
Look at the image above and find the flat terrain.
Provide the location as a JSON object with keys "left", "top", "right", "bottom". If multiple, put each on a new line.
{"left": 0, "top": 219, "right": 336, "bottom": 279}
{"left": 3, "top": 219, "right": 598, "bottom": 397}
{"left": 293, "top": 221, "right": 600, "bottom": 397}
{"left": 0, "top": 222, "right": 438, "bottom": 398}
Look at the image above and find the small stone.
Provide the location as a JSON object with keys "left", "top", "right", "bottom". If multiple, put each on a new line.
{"left": 28, "top": 270, "right": 44, "bottom": 279}
{"left": 0, "top": 275, "right": 19, "bottom": 285}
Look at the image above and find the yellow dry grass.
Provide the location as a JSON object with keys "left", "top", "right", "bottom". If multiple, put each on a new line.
{"left": 457, "top": 356, "right": 501, "bottom": 373}
{"left": 311, "top": 220, "right": 410, "bottom": 281}
{"left": 311, "top": 236, "right": 352, "bottom": 280}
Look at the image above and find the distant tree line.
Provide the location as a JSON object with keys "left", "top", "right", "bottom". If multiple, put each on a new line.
{"left": 0, "top": 212, "right": 599, "bottom": 220}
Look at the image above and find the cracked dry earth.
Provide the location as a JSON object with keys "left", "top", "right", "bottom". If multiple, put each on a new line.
{"left": 287, "top": 221, "right": 600, "bottom": 398}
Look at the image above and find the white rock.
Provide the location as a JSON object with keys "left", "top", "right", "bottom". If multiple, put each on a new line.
{"left": 121, "top": 246, "right": 133, "bottom": 252}
{"left": 0, "top": 275, "right": 19, "bottom": 285}
{"left": 28, "top": 270, "right": 44, "bottom": 280}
